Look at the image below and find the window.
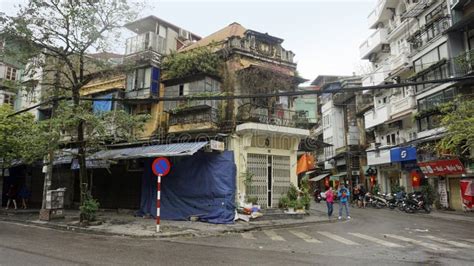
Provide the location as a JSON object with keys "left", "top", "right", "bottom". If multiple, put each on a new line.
{"left": 158, "top": 25, "right": 167, "bottom": 38}
{"left": 3, "top": 94, "right": 13, "bottom": 105}
{"left": 133, "top": 67, "right": 151, "bottom": 90}
{"left": 387, "top": 135, "right": 391, "bottom": 145}
{"left": 179, "top": 84, "right": 184, "bottom": 96}
{"left": 6, "top": 67, "right": 17, "bottom": 81}
{"left": 391, "top": 134, "right": 396, "bottom": 145}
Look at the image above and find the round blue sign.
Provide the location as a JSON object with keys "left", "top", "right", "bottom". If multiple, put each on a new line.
{"left": 152, "top": 157, "right": 171, "bottom": 176}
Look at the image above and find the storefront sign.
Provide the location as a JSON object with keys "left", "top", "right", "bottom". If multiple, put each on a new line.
{"left": 418, "top": 159, "right": 465, "bottom": 176}
{"left": 390, "top": 147, "right": 417, "bottom": 162}
{"left": 460, "top": 179, "right": 474, "bottom": 209}
{"left": 438, "top": 179, "right": 449, "bottom": 208}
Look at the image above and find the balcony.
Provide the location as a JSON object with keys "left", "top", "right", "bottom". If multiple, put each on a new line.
{"left": 408, "top": 16, "right": 451, "bottom": 53}
{"left": 125, "top": 32, "right": 166, "bottom": 55}
{"left": 390, "top": 95, "right": 416, "bottom": 119}
{"left": 356, "top": 92, "right": 374, "bottom": 115}
{"left": 364, "top": 104, "right": 391, "bottom": 129}
{"left": 362, "top": 63, "right": 390, "bottom": 87}
{"left": 237, "top": 105, "right": 310, "bottom": 129}
{"left": 168, "top": 105, "right": 219, "bottom": 133}
{"left": 124, "top": 88, "right": 152, "bottom": 99}
{"left": 367, "top": 146, "right": 391, "bottom": 166}
{"left": 390, "top": 47, "right": 411, "bottom": 73}
{"left": 367, "top": 0, "right": 399, "bottom": 29}
{"left": 360, "top": 28, "right": 389, "bottom": 59}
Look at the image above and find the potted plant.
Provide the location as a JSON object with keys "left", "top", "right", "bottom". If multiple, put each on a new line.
{"left": 295, "top": 199, "right": 305, "bottom": 213}
{"left": 246, "top": 196, "right": 258, "bottom": 205}
{"left": 288, "top": 200, "right": 297, "bottom": 213}
{"left": 278, "top": 195, "right": 289, "bottom": 209}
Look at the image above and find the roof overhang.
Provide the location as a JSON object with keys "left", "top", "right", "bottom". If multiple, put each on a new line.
{"left": 236, "top": 122, "right": 309, "bottom": 138}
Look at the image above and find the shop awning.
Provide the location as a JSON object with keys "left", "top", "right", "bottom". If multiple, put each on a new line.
{"left": 309, "top": 173, "right": 330, "bottom": 182}
{"left": 330, "top": 172, "right": 347, "bottom": 181}
{"left": 90, "top": 142, "right": 209, "bottom": 160}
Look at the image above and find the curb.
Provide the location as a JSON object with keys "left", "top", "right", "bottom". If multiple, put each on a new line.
{"left": 0, "top": 215, "right": 330, "bottom": 239}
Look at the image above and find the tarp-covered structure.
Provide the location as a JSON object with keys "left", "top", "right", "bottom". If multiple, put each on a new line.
{"left": 136, "top": 151, "right": 236, "bottom": 224}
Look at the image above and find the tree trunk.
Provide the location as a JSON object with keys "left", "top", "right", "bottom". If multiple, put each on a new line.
{"left": 72, "top": 88, "right": 88, "bottom": 207}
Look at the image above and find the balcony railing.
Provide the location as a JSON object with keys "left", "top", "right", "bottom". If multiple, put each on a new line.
{"left": 237, "top": 104, "right": 310, "bottom": 129}
{"left": 125, "top": 32, "right": 167, "bottom": 56}
{"left": 364, "top": 104, "right": 391, "bottom": 129}
{"left": 390, "top": 46, "right": 410, "bottom": 72}
{"left": 360, "top": 28, "right": 389, "bottom": 59}
{"left": 367, "top": 0, "right": 398, "bottom": 29}
{"left": 168, "top": 106, "right": 219, "bottom": 127}
{"left": 362, "top": 63, "right": 390, "bottom": 86}
{"left": 408, "top": 16, "right": 451, "bottom": 53}
{"left": 390, "top": 94, "right": 416, "bottom": 118}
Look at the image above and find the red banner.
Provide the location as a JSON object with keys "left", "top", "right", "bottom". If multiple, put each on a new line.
{"left": 418, "top": 159, "right": 465, "bottom": 176}
{"left": 460, "top": 179, "right": 474, "bottom": 209}
{"left": 411, "top": 171, "right": 421, "bottom": 187}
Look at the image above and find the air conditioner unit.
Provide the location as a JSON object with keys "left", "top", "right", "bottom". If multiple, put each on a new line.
{"left": 381, "top": 44, "right": 391, "bottom": 53}
{"left": 368, "top": 53, "right": 377, "bottom": 63}
{"left": 179, "top": 29, "right": 190, "bottom": 40}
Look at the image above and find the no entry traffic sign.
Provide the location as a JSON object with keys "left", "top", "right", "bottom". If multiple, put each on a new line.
{"left": 152, "top": 157, "right": 171, "bottom": 177}
{"left": 151, "top": 157, "right": 171, "bottom": 233}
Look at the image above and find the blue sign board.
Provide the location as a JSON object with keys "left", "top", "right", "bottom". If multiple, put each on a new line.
{"left": 390, "top": 147, "right": 417, "bottom": 162}
{"left": 152, "top": 157, "right": 171, "bottom": 177}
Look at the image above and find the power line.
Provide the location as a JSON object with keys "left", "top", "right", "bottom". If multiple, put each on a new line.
{"left": 8, "top": 75, "right": 474, "bottom": 117}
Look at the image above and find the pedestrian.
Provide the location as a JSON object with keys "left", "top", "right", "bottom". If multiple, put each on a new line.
{"left": 18, "top": 185, "right": 31, "bottom": 209}
{"left": 324, "top": 186, "right": 334, "bottom": 219}
{"left": 5, "top": 184, "right": 18, "bottom": 210}
{"left": 352, "top": 185, "right": 360, "bottom": 207}
{"left": 338, "top": 184, "right": 351, "bottom": 220}
{"left": 359, "top": 184, "right": 366, "bottom": 208}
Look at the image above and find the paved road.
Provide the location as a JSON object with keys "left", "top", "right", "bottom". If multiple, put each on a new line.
{"left": 1, "top": 206, "right": 473, "bottom": 265}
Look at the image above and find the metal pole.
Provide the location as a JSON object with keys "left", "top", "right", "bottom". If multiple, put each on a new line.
{"left": 156, "top": 174, "right": 161, "bottom": 232}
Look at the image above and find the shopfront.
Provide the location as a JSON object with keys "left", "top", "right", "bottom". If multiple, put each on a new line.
{"left": 418, "top": 158, "right": 466, "bottom": 211}
{"left": 390, "top": 147, "right": 418, "bottom": 192}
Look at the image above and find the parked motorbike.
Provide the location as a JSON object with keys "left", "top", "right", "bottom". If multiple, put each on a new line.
{"left": 313, "top": 188, "right": 322, "bottom": 203}
{"left": 372, "top": 192, "right": 389, "bottom": 208}
{"left": 404, "top": 192, "right": 431, "bottom": 214}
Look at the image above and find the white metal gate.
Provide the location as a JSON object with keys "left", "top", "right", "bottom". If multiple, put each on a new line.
{"left": 272, "top": 155, "right": 291, "bottom": 207}
{"left": 246, "top": 153, "right": 290, "bottom": 208}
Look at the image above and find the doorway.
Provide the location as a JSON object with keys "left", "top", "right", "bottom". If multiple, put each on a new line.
{"left": 247, "top": 153, "right": 291, "bottom": 208}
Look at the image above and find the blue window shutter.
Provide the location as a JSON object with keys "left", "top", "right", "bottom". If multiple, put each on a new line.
{"left": 151, "top": 67, "right": 160, "bottom": 96}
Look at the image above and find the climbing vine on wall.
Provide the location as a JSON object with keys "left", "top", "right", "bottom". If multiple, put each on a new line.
{"left": 161, "top": 45, "right": 223, "bottom": 80}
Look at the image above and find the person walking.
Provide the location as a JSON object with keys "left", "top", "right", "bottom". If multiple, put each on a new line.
{"left": 338, "top": 184, "right": 351, "bottom": 220}
{"left": 324, "top": 187, "right": 334, "bottom": 220}
{"left": 5, "top": 184, "right": 18, "bottom": 210}
{"left": 19, "top": 185, "right": 31, "bottom": 209}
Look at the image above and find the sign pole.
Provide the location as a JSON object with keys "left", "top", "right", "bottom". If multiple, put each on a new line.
{"left": 156, "top": 174, "right": 162, "bottom": 233}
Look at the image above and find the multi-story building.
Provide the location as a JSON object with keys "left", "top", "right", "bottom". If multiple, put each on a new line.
{"left": 161, "top": 22, "right": 309, "bottom": 208}
{"left": 311, "top": 75, "right": 363, "bottom": 189}
{"left": 361, "top": 0, "right": 474, "bottom": 209}
{"left": 0, "top": 35, "right": 23, "bottom": 107}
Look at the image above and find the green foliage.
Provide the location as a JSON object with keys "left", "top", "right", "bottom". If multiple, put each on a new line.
{"left": 278, "top": 195, "right": 289, "bottom": 209}
{"left": 421, "top": 183, "right": 436, "bottom": 205}
{"left": 438, "top": 98, "right": 474, "bottom": 156}
{"left": 287, "top": 183, "right": 299, "bottom": 201}
{"left": 80, "top": 193, "right": 100, "bottom": 222}
{"left": 391, "top": 184, "right": 405, "bottom": 194}
{"left": 242, "top": 172, "right": 254, "bottom": 187}
{"left": 246, "top": 196, "right": 258, "bottom": 205}
{"left": 295, "top": 199, "right": 305, "bottom": 210}
{"left": 162, "top": 46, "right": 223, "bottom": 80}
{"left": 0, "top": 105, "right": 43, "bottom": 167}
{"left": 372, "top": 184, "right": 380, "bottom": 194}
{"left": 300, "top": 194, "right": 311, "bottom": 210}
{"left": 287, "top": 200, "right": 297, "bottom": 209}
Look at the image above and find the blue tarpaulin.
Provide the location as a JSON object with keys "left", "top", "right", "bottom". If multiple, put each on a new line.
{"left": 136, "top": 151, "right": 236, "bottom": 224}
{"left": 93, "top": 94, "right": 113, "bottom": 114}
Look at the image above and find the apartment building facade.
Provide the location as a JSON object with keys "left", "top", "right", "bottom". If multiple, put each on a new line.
{"left": 361, "top": 0, "right": 474, "bottom": 210}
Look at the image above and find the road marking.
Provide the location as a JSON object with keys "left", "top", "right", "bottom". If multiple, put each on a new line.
{"left": 241, "top": 232, "right": 255, "bottom": 240}
{"left": 317, "top": 231, "right": 359, "bottom": 245}
{"left": 264, "top": 230, "right": 285, "bottom": 241}
{"left": 289, "top": 230, "right": 321, "bottom": 243}
{"left": 421, "top": 235, "right": 472, "bottom": 248}
{"left": 385, "top": 234, "right": 453, "bottom": 252}
{"left": 348, "top": 233, "right": 403, "bottom": 248}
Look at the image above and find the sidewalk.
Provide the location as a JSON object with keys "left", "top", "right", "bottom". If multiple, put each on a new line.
{"left": 309, "top": 201, "right": 474, "bottom": 223}
{"left": 0, "top": 207, "right": 329, "bottom": 238}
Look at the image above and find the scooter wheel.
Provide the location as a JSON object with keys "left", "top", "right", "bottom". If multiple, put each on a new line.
{"left": 424, "top": 206, "right": 431, "bottom": 214}
{"left": 389, "top": 204, "right": 395, "bottom": 210}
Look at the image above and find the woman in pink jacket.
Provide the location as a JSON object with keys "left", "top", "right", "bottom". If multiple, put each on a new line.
{"left": 325, "top": 187, "right": 334, "bottom": 219}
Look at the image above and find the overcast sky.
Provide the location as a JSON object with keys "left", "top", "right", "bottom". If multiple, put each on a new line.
{"left": 0, "top": 0, "right": 375, "bottom": 82}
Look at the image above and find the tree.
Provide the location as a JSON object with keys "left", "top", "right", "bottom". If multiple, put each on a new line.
{"left": 1, "top": 0, "right": 142, "bottom": 209}
{"left": 0, "top": 105, "right": 42, "bottom": 168}
{"left": 438, "top": 98, "right": 474, "bottom": 157}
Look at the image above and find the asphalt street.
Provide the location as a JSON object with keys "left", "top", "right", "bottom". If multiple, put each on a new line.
{"left": 1, "top": 206, "right": 473, "bottom": 265}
